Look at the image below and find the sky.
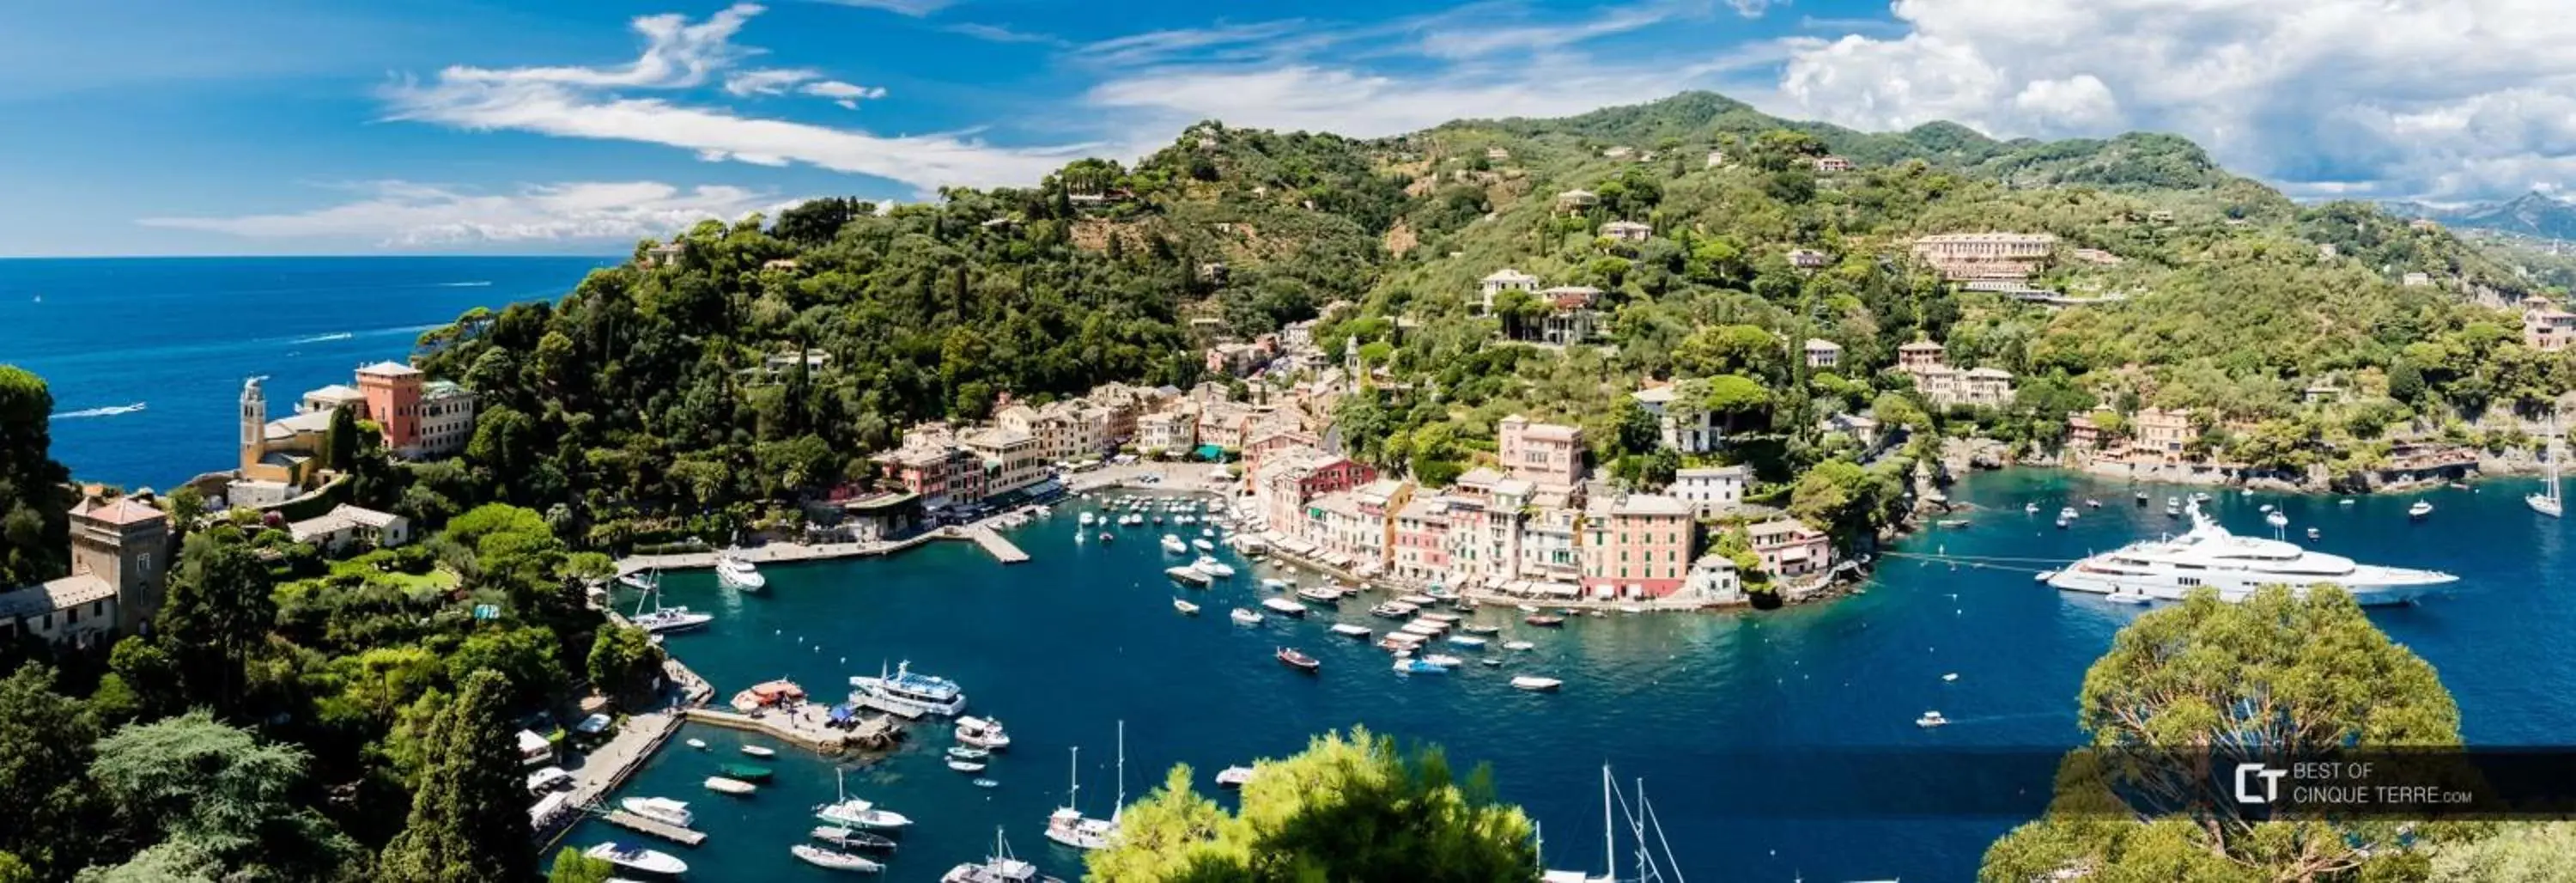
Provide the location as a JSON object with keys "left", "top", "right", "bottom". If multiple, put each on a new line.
{"left": 9, "top": 0, "right": 2575, "bottom": 257}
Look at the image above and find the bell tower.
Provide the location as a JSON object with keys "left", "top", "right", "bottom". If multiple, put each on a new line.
{"left": 239, "top": 376, "right": 266, "bottom": 472}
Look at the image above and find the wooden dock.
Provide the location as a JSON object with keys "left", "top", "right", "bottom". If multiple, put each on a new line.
{"left": 681, "top": 706, "right": 902, "bottom": 752}
{"left": 963, "top": 526, "right": 1029, "bottom": 563}
{"left": 596, "top": 808, "right": 708, "bottom": 846}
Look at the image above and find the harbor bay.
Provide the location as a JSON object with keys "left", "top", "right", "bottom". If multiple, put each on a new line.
{"left": 573, "top": 471, "right": 2575, "bottom": 881}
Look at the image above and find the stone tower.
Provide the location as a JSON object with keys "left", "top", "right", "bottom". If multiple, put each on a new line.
{"left": 239, "top": 376, "right": 266, "bottom": 473}
{"left": 68, "top": 497, "right": 172, "bottom": 634}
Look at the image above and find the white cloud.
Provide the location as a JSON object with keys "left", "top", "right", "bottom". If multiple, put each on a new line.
{"left": 138, "top": 180, "right": 773, "bottom": 247}
{"left": 800, "top": 80, "right": 888, "bottom": 109}
{"left": 1771, "top": 0, "right": 2576, "bottom": 200}
{"left": 813, "top": 0, "right": 955, "bottom": 16}
{"left": 724, "top": 67, "right": 818, "bottom": 95}
{"left": 1071, "top": 21, "right": 1314, "bottom": 69}
{"left": 1725, "top": 0, "right": 1782, "bottom": 19}
{"left": 385, "top": 4, "right": 1091, "bottom": 192}
{"left": 1414, "top": 2, "right": 1704, "bottom": 60}
{"left": 944, "top": 22, "right": 1061, "bottom": 46}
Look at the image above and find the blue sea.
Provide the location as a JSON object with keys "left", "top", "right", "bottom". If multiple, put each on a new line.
{"left": 12, "top": 259, "right": 2572, "bottom": 880}
{"left": 0, "top": 256, "right": 611, "bottom": 490}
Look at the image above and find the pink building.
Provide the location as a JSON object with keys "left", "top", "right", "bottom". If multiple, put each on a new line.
{"left": 1498, "top": 414, "right": 1584, "bottom": 489}
{"left": 1392, "top": 497, "right": 1453, "bottom": 585}
{"left": 1580, "top": 494, "right": 1695, "bottom": 599}
{"left": 1748, "top": 518, "right": 1832, "bottom": 579}
{"left": 1255, "top": 447, "right": 1378, "bottom": 538}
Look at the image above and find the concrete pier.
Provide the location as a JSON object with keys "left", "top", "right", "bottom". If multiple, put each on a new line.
{"left": 595, "top": 808, "right": 708, "bottom": 846}
{"left": 963, "top": 525, "right": 1028, "bottom": 563}
{"left": 681, "top": 706, "right": 900, "bottom": 752}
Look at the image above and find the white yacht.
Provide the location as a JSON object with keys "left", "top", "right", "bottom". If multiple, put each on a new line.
{"left": 628, "top": 582, "right": 712, "bottom": 633}
{"left": 2533, "top": 411, "right": 2563, "bottom": 518}
{"left": 1189, "top": 555, "right": 1236, "bottom": 577}
{"left": 849, "top": 660, "right": 968, "bottom": 716}
{"left": 1160, "top": 534, "right": 1189, "bottom": 554}
{"left": 2045, "top": 502, "right": 2455, "bottom": 606}
{"left": 619, "top": 796, "right": 693, "bottom": 828}
{"left": 942, "top": 827, "right": 1051, "bottom": 883}
{"left": 716, "top": 554, "right": 767, "bottom": 592}
{"left": 1045, "top": 728, "right": 1123, "bottom": 851}
{"left": 815, "top": 768, "right": 914, "bottom": 830}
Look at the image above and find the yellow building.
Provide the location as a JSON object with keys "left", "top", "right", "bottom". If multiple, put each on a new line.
{"left": 238, "top": 376, "right": 328, "bottom": 487}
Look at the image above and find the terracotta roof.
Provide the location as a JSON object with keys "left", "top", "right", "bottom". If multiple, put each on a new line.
{"left": 356, "top": 361, "right": 421, "bottom": 377}
{"left": 73, "top": 496, "right": 167, "bottom": 527}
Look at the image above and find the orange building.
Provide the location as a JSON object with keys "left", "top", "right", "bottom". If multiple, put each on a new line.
{"left": 357, "top": 362, "right": 424, "bottom": 452}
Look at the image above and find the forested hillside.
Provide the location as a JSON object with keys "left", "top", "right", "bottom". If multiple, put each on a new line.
{"left": 400, "top": 92, "right": 2569, "bottom": 553}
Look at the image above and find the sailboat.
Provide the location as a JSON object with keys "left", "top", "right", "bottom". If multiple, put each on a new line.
{"left": 2532, "top": 410, "right": 2564, "bottom": 518}
{"left": 1539, "top": 764, "right": 1690, "bottom": 883}
{"left": 1044, "top": 722, "right": 1123, "bottom": 850}
{"left": 628, "top": 575, "right": 711, "bottom": 633}
{"left": 941, "top": 826, "right": 1055, "bottom": 883}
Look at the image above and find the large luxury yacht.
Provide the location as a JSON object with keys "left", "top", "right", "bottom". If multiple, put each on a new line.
{"left": 2044, "top": 502, "right": 2456, "bottom": 606}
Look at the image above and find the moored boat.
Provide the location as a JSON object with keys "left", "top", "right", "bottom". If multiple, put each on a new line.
{"left": 1448, "top": 635, "right": 1487, "bottom": 649}
{"left": 942, "top": 827, "right": 1049, "bottom": 883}
{"left": 619, "top": 796, "right": 693, "bottom": 828}
{"left": 1165, "top": 565, "right": 1213, "bottom": 587}
{"left": 1524, "top": 614, "right": 1566, "bottom": 627}
{"left": 1296, "top": 585, "right": 1342, "bottom": 604}
{"left": 792, "top": 843, "right": 884, "bottom": 874}
{"left": 1192, "top": 538, "right": 1215, "bottom": 551}
{"left": 1189, "top": 555, "right": 1236, "bottom": 577}
{"left": 1330, "top": 623, "right": 1372, "bottom": 638}
{"left": 850, "top": 660, "right": 969, "bottom": 716}
{"left": 1503, "top": 640, "right": 1536, "bottom": 651}
{"left": 1461, "top": 623, "right": 1502, "bottom": 636}
{"left": 718, "top": 763, "right": 773, "bottom": 782}
{"left": 1260, "top": 597, "right": 1307, "bottom": 618}
{"left": 586, "top": 842, "right": 688, "bottom": 876}
{"left": 716, "top": 553, "right": 767, "bottom": 592}
{"left": 1160, "top": 534, "right": 1188, "bottom": 554}
{"left": 811, "top": 826, "right": 898, "bottom": 851}
{"left": 1215, "top": 766, "right": 1256, "bottom": 789}
{"left": 2410, "top": 501, "right": 2434, "bottom": 520}
{"left": 1275, "top": 647, "right": 1320, "bottom": 672}
{"left": 949, "top": 758, "right": 987, "bottom": 773}
{"left": 1392, "top": 657, "right": 1449, "bottom": 675}
{"left": 1172, "top": 598, "right": 1200, "bottom": 616}
{"left": 740, "top": 745, "right": 778, "bottom": 758}
{"left": 1510, "top": 675, "right": 1563, "bottom": 691}
{"left": 1230, "top": 608, "right": 1262, "bottom": 626}
{"left": 956, "top": 716, "right": 1012, "bottom": 750}
{"left": 704, "top": 776, "right": 757, "bottom": 795}
{"left": 1367, "top": 600, "right": 1416, "bottom": 618}
{"left": 947, "top": 746, "right": 991, "bottom": 761}
{"left": 2047, "top": 501, "right": 2453, "bottom": 606}
{"left": 815, "top": 769, "right": 913, "bottom": 830}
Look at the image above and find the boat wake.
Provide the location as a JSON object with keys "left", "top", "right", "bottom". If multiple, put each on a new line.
{"left": 53, "top": 402, "right": 146, "bottom": 419}
{"left": 291, "top": 332, "right": 356, "bottom": 344}
{"left": 434, "top": 280, "right": 494, "bottom": 288}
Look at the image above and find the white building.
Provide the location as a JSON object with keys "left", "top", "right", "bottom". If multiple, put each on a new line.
{"left": 1599, "top": 221, "right": 1653, "bottom": 243}
{"left": 288, "top": 504, "right": 412, "bottom": 554}
{"left": 1669, "top": 466, "right": 1747, "bottom": 518}
{"left": 1478, "top": 268, "right": 1540, "bottom": 314}
{"left": 1803, "top": 338, "right": 1843, "bottom": 369}
{"left": 1629, "top": 386, "right": 1720, "bottom": 454}
{"left": 1679, "top": 553, "right": 1744, "bottom": 604}
{"left": 1138, "top": 409, "right": 1198, "bottom": 455}
{"left": 416, "top": 381, "right": 477, "bottom": 458}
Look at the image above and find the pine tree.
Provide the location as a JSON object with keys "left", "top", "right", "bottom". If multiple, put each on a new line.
{"left": 378, "top": 670, "right": 537, "bottom": 883}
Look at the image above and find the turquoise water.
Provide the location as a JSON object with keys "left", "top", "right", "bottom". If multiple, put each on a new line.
{"left": 0, "top": 256, "right": 610, "bottom": 489}
{"left": 573, "top": 474, "right": 2576, "bottom": 880}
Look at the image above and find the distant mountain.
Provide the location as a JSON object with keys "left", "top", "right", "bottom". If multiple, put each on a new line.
{"left": 2385, "top": 192, "right": 2576, "bottom": 241}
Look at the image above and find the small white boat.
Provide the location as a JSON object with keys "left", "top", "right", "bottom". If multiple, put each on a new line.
{"left": 2409, "top": 501, "right": 2434, "bottom": 520}
{"left": 1420, "top": 653, "right": 1464, "bottom": 667}
{"left": 1261, "top": 597, "right": 1308, "bottom": 618}
{"left": 1509, "top": 675, "right": 1562, "bottom": 691}
{"left": 1165, "top": 565, "right": 1212, "bottom": 586}
{"left": 1192, "top": 538, "right": 1215, "bottom": 551}
{"left": 1200, "top": 527, "right": 1214, "bottom": 537}
{"left": 616, "top": 571, "right": 656, "bottom": 591}
{"left": 2084, "top": 499, "right": 2102, "bottom": 508}
{"left": 1448, "top": 635, "right": 1487, "bottom": 649}
{"left": 2258, "top": 503, "right": 2275, "bottom": 514}
{"left": 1941, "top": 673, "right": 1959, "bottom": 682}
{"left": 2307, "top": 527, "right": 2322, "bottom": 539}
{"left": 792, "top": 843, "right": 885, "bottom": 874}
{"left": 1160, "top": 534, "right": 1188, "bottom": 554}
{"left": 620, "top": 796, "right": 694, "bottom": 828}
{"left": 1190, "top": 555, "right": 1236, "bottom": 577}
{"left": 1916, "top": 711, "right": 1949, "bottom": 728}
{"left": 2266, "top": 511, "right": 2289, "bottom": 529}
{"left": 1616, "top": 605, "right": 1644, "bottom": 614}
{"left": 1515, "top": 604, "right": 1540, "bottom": 613}
{"left": 948, "top": 746, "right": 992, "bottom": 760}
{"left": 1297, "top": 585, "right": 1343, "bottom": 604}
{"left": 956, "top": 716, "right": 1012, "bottom": 750}
{"left": 2055, "top": 517, "right": 2071, "bottom": 529}
{"left": 1230, "top": 608, "right": 1262, "bottom": 626}
{"left": 1261, "top": 577, "right": 1291, "bottom": 591}
{"left": 1503, "top": 640, "right": 1535, "bottom": 651}
{"left": 685, "top": 739, "right": 708, "bottom": 750}
{"left": 1215, "top": 765, "right": 1256, "bottom": 789}
{"left": 1393, "top": 657, "right": 1449, "bottom": 674}
{"left": 586, "top": 843, "right": 689, "bottom": 876}
{"left": 1173, "top": 598, "right": 1200, "bottom": 616}
{"left": 949, "top": 758, "right": 987, "bottom": 773}
{"left": 741, "top": 745, "right": 778, "bottom": 758}
{"left": 1079, "top": 512, "right": 1097, "bottom": 525}
{"left": 2057, "top": 506, "right": 2079, "bottom": 520}
{"left": 705, "top": 776, "right": 757, "bottom": 795}
{"left": 1330, "top": 623, "right": 1372, "bottom": 638}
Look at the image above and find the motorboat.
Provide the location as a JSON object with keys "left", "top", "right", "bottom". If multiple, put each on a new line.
{"left": 2024, "top": 502, "right": 2040, "bottom": 514}
{"left": 2409, "top": 501, "right": 2434, "bottom": 520}
{"left": 1504, "top": 640, "right": 1536, "bottom": 651}
{"left": 1421, "top": 653, "right": 1465, "bottom": 667}
{"left": 1260, "top": 597, "right": 1308, "bottom": 618}
{"left": 1524, "top": 615, "right": 1566, "bottom": 627}
{"left": 2058, "top": 506, "right": 2079, "bottom": 521}
{"left": 2045, "top": 502, "right": 2454, "bottom": 606}
{"left": 2055, "top": 516, "right": 2071, "bottom": 529}
{"left": 1448, "top": 635, "right": 1488, "bottom": 649}
{"left": 949, "top": 758, "right": 988, "bottom": 773}
{"left": 792, "top": 843, "right": 885, "bottom": 874}
{"left": 1098, "top": 532, "right": 1113, "bottom": 543}
{"left": 948, "top": 746, "right": 992, "bottom": 761}
{"left": 2307, "top": 527, "right": 2322, "bottom": 539}
{"left": 2258, "top": 503, "right": 2275, "bottom": 514}
{"left": 1461, "top": 623, "right": 1502, "bottom": 636}
{"left": 1079, "top": 512, "right": 1097, "bottom": 526}
{"left": 811, "top": 826, "right": 899, "bottom": 851}
{"left": 1160, "top": 534, "right": 1188, "bottom": 554}
{"left": 956, "top": 716, "right": 1012, "bottom": 750}
{"left": 716, "top": 554, "right": 767, "bottom": 592}
{"left": 1230, "top": 608, "right": 1262, "bottom": 626}
{"left": 2085, "top": 499, "right": 2102, "bottom": 508}
{"left": 1368, "top": 601, "right": 1417, "bottom": 618}
{"left": 1192, "top": 538, "right": 1215, "bottom": 551}
{"left": 1297, "top": 585, "right": 1343, "bottom": 604}
{"left": 741, "top": 745, "right": 778, "bottom": 758}
{"left": 586, "top": 843, "right": 689, "bottom": 876}
{"left": 1329, "top": 623, "right": 1372, "bottom": 638}
{"left": 1916, "top": 711, "right": 1949, "bottom": 728}
{"left": 1261, "top": 577, "right": 1291, "bottom": 591}
{"left": 2167, "top": 496, "right": 2181, "bottom": 507}
{"left": 619, "top": 796, "right": 693, "bottom": 828}
{"left": 1165, "top": 565, "right": 1213, "bottom": 587}
{"left": 1275, "top": 647, "right": 1321, "bottom": 672}
{"left": 1936, "top": 518, "right": 1971, "bottom": 527}
{"left": 2265, "top": 511, "right": 2289, "bottom": 530}
{"left": 1044, "top": 729, "right": 1123, "bottom": 851}
{"left": 1510, "top": 676, "right": 1562, "bottom": 692}
{"left": 974, "top": 777, "right": 999, "bottom": 789}
{"left": 719, "top": 764, "right": 773, "bottom": 782}
{"left": 1215, "top": 766, "right": 1256, "bottom": 789}
{"left": 816, "top": 770, "right": 914, "bottom": 830}
{"left": 850, "top": 660, "right": 969, "bottom": 716}
{"left": 1398, "top": 594, "right": 1438, "bottom": 606}
{"left": 2166, "top": 503, "right": 2182, "bottom": 518}
{"left": 1392, "top": 658, "right": 1449, "bottom": 675}
{"left": 1200, "top": 527, "right": 1215, "bottom": 538}
{"left": 942, "top": 827, "right": 1049, "bottom": 883}
{"left": 1172, "top": 598, "right": 1200, "bottom": 616}
{"left": 685, "top": 739, "right": 708, "bottom": 750}
{"left": 1190, "top": 556, "right": 1236, "bottom": 577}
{"left": 705, "top": 776, "right": 757, "bottom": 795}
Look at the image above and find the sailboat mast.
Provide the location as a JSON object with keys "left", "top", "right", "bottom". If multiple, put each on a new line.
{"left": 1112, "top": 720, "right": 1127, "bottom": 821}
{"left": 1068, "top": 746, "right": 1081, "bottom": 810}
{"left": 1602, "top": 764, "right": 1615, "bottom": 883}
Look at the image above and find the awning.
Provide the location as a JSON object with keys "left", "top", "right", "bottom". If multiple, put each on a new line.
{"left": 829, "top": 703, "right": 860, "bottom": 723}
{"left": 1539, "top": 582, "right": 1581, "bottom": 598}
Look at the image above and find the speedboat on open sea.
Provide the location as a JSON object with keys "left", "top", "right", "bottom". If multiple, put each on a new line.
{"left": 2044, "top": 502, "right": 2455, "bottom": 606}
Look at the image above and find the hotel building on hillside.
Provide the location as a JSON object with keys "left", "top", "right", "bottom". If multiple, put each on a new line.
{"left": 1580, "top": 494, "right": 1696, "bottom": 599}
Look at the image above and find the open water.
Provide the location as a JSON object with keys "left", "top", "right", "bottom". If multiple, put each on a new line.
{"left": 576, "top": 473, "right": 2575, "bottom": 881}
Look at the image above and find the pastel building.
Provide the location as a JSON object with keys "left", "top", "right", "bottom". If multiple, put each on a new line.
{"left": 1138, "top": 409, "right": 1198, "bottom": 455}
{"left": 0, "top": 495, "right": 172, "bottom": 644}
{"left": 357, "top": 362, "right": 425, "bottom": 452}
{"left": 1580, "top": 494, "right": 1696, "bottom": 599}
{"left": 1630, "top": 385, "right": 1721, "bottom": 454}
{"left": 874, "top": 439, "right": 987, "bottom": 511}
{"left": 1391, "top": 497, "right": 1455, "bottom": 585}
{"left": 1498, "top": 414, "right": 1585, "bottom": 489}
{"left": 1748, "top": 518, "right": 1832, "bottom": 579}
{"left": 1669, "top": 466, "right": 1747, "bottom": 518}
{"left": 963, "top": 427, "right": 1048, "bottom": 497}
{"left": 1478, "top": 269, "right": 1540, "bottom": 314}
{"left": 1804, "top": 338, "right": 1843, "bottom": 369}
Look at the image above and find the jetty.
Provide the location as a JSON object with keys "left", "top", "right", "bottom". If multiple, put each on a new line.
{"left": 963, "top": 525, "right": 1029, "bottom": 563}
{"left": 593, "top": 807, "right": 707, "bottom": 847}
{"left": 682, "top": 706, "right": 900, "bottom": 752}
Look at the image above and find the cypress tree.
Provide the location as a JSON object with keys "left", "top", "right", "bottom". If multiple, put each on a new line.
{"left": 379, "top": 670, "right": 536, "bottom": 883}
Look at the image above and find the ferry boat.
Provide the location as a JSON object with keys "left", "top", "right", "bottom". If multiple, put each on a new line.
{"left": 716, "top": 554, "right": 766, "bottom": 591}
{"left": 850, "top": 660, "right": 969, "bottom": 716}
{"left": 619, "top": 796, "right": 693, "bottom": 828}
{"left": 816, "top": 770, "right": 913, "bottom": 830}
{"left": 942, "top": 827, "right": 1055, "bottom": 883}
{"left": 956, "top": 716, "right": 1012, "bottom": 750}
{"left": 1189, "top": 555, "right": 1236, "bottom": 577}
{"left": 2044, "top": 502, "right": 2455, "bottom": 606}
{"left": 586, "top": 842, "right": 688, "bottom": 876}
{"left": 792, "top": 843, "right": 884, "bottom": 874}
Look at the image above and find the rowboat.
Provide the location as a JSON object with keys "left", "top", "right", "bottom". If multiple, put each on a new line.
{"left": 1275, "top": 647, "right": 1320, "bottom": 672}
{"left": 741, "top": 745, "right": 778, "bottom": 758}
{"left": 1173, "top": 598, "right": 1200, "bottom": 616}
